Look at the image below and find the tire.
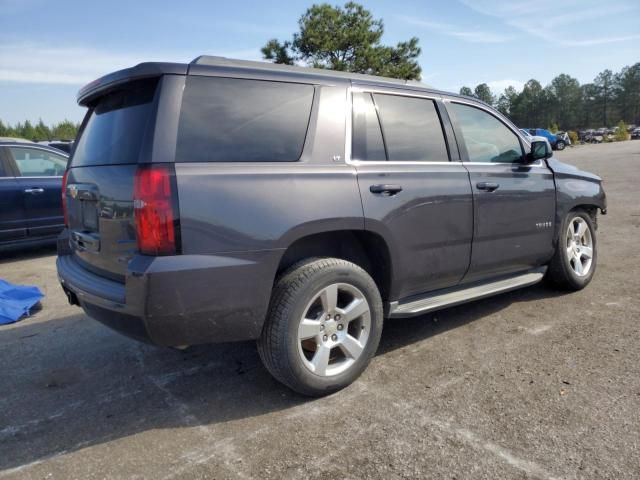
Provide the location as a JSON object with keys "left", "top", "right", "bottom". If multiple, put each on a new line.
{"left": 257, "top": 258, "right": 383, "bottom": 397}
{"left": 546, "top": 210, "right": 597, "bottom": 291}
{"left": 555, "top": 140, "right": 566, "bottom": 151}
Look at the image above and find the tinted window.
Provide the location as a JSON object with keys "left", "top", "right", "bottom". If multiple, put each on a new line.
{"left": 72, "top": 79, "right": 157, "bottom": 167}
{"left": 176, "top": 77, "right": 314, "bottom": 162}
{"left": 448, "top": 103, "right": 523, "bottom": 163}
{"left": 373, "top": 94, "right": 449, "bottom": 162}
{"left": 352, "top": 92, "right": 386, "bottom": 161}
{"left": 10, "top": 147, "right": 67, "bottom": 176}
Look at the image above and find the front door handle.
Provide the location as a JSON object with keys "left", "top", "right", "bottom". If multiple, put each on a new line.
{"left": 24, "top": 188, "right": 45, "bottom": 194}
{"left": 476, "top": 182, "right": 500, "bottom": 192}
{"left": 370, "top": 184, "right": 403, "bottom": 196}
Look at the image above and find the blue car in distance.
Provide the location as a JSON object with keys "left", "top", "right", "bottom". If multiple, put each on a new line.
{"left": 525, "top": 128, "right": 566, "bottom": 151}
{"left": 0, "top": 140, "right": 69, "bottom": 250}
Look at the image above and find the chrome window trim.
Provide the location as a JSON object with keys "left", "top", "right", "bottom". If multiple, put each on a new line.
{"left": 346, "top": 86, "right": 451, "bottom": 166}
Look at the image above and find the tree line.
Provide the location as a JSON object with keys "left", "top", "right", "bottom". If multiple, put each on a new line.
{"left": 460, "top": 63, "right": 640, "bottom": 130}
{"left": 0, "top": 119, "right": 80, "bottom": 142}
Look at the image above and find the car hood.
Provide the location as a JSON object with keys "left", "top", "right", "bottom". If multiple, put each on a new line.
{"left": 546, "top": 157, "right": 602, "bottom": 182}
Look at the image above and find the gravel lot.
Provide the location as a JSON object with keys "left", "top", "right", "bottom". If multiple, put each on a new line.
{"left": 1, "top": 141, "right": 639, "bottom": 480}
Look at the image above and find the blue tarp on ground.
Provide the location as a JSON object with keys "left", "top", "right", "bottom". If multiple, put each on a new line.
{"left": 0, "top": 279, "right": 44, "bottom": 325}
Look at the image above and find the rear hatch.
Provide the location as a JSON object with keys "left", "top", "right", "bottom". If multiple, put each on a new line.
{"left": 66, "top": 78, "right": 160, "bottom": 281}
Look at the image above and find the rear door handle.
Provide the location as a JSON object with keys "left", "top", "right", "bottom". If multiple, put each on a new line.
{"left": 24, "top": 188, "right": 45, "bottom": 194}
{"left": 476, "top": 182, "right": 500, "bottom": 192}
{"left": 369, "top": 184, "right": 403, "bottom": 196}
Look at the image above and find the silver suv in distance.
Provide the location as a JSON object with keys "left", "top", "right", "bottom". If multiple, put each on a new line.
{"left": 57, "top": 57, "right": 606, "bottom": 396}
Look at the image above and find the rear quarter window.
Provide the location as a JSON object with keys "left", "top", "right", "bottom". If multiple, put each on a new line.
{"left": 176, "top": 76, "right": 314, "bottom": 163}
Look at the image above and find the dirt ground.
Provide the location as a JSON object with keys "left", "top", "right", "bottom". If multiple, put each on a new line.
{"left": 1, "top": 141, "right": 639, "bottom": 479}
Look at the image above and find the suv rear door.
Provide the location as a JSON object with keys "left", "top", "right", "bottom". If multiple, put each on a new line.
{"left": 65, "top": 78, "right": 160, "bottom": 280}
{"left": 7, "top": 145, "right": 67, "bottom": 238}
{"left": 0, "top": 147, "right": 27, "bottom": 243}
{"left": 351, "top": 86, "right": 474, "bottom": 300}
{"left": 445, "top": 100, "right": 556, "bottom": 282}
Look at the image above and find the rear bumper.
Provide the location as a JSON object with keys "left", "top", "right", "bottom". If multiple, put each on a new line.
{"left": 56, "top": 231, "right": 281, "bottom": 346}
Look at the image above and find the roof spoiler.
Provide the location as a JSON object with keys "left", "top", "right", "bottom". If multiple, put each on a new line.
{"left": 77, "top": 62, "right": 187, "bottom": 106}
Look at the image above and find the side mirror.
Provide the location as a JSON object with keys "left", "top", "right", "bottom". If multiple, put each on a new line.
{"left": 528, "top": 140, "right": 551, "bottom": 162}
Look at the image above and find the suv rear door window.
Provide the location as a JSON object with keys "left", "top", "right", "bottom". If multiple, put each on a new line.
{"left": 448, "top": 102, "right": 523, "bottom": 163}
{"left": 176, "top": 77, "right": 314, "bottom": 163}
{"left": 72, "top": 79, "right": 158, "bottom": 167}
{"left": 373, "top": 94, "right": 449, "bottom": 162}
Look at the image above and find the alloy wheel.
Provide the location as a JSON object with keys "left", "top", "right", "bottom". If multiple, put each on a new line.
{"left": 565, "top": 217, "right": 593, "bottom": 277}
{"left": 297, "top": 283, "right": 371, "bottom": 377}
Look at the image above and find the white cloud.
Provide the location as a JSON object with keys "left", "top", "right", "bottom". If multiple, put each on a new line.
{"left": 459, "top": 0, "right": 640, "bottom": 47}
{"left": 0, "top": 43, "right": 262, "bottom": 85}
{"left": 397, "top": 16, "right": 512, "bottom": 43}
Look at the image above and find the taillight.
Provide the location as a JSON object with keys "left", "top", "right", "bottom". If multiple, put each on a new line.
{"left": 133, "top": 165, "right": 179, "bottom": 255}
{"left": 62, "top": 169, "right": 69, "bottom": 226}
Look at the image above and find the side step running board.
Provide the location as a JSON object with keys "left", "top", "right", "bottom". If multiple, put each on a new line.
{"left": 388, "top": 268, "right": 546, "bottom": 318}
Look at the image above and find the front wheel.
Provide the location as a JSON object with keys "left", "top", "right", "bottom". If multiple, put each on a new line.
{"left": 555, "top": 140, "right": 566, "bottom": 151}
{"left": 546, "top": 210, "right": 597, "bottom": 290}
{"left": 258, "top": 258, "right": 383, "bottom": 396}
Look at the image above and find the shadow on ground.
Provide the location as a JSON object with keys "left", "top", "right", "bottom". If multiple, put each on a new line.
{"left": 0, "top": 283, "right": 566, "bottom": 472}
{"left": 0, "top": 244, "right": 57, "bottom": 265}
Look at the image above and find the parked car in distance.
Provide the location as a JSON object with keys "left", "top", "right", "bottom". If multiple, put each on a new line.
{"left": 0, "top": 141, "right": 69, "bottom": 250}
{"left": 525, "top": 128, "right": 566, "bottom": 150}
{"left": 0, "top": 136, "right": 33, "bottom": 144}
{"left": 519, "top": 129, "right": 552, "bottom": 151}
{"left": 38, "top": 140, "right": 74, "bottom": 154}
{"left": 56, "top": 57, "right": 607, "bottom": 396}
{"left": 631, "top": 127, "right": 640, "bottom": 139}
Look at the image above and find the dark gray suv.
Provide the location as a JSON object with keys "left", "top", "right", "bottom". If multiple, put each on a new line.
{"left": 57, "top": 57, "right": 606, "bottom": 396}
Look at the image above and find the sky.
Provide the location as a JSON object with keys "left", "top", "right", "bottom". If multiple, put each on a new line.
{"left": 1, "top": 0, "right": 639, "bottom": 125}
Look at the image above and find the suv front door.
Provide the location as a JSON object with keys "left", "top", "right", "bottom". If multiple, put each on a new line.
{"left": 446, "top": 100, "right": 556, "bottom": 283}
{"left": 7, "top": 146, "right": 67, "bottom": 238}
{"left": 351, "top": 87, "right": 474, "bottom": 300}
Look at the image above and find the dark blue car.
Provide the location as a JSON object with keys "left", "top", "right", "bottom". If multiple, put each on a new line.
{"left": 525, "top": 128, "right": 566, "bottom": 151}
{"left": 0, "top": 140, "right": 69, "bottom": 250}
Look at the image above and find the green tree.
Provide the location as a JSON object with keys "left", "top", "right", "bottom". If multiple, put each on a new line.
{"left": 594, "top": 69, "right": 614, "bottom": 126}
{"left": 615, "top": 120, "right": 629, "bottom": 141}
{"left": 473, "top": 83, "right": 495, "bottom": 106}
{"left": 496, "top": 86, "right": 518, "bottom": 117}
{"left": 34, "top": 119, "right": 51, "bottom": 142}
{"left": 614, "top": 63, "right": 640, "bottom": 126}
{"left": 547, "top": 74, "right": 581, "bottom": 129}
{"left": 262, "top": 2, "right": 421, "bottom": 80}
{"left": 51, "top": 120, "right": 79, "bottom": 140}
{"left": 20, "top": 120, "right": 36, "bottom": 141}
{"left": 548, "top": 122, "right": 559, "bottom": 133}
{"left": 459, "top": 86, "right": 473, "bottom": 97}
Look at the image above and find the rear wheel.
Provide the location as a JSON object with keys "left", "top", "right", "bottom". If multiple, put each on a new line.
{"left": 257, "top": 258, "right": 383, "bottom": 396}
{"left": 546, "top": 210, "right": 597, "bottom": 290}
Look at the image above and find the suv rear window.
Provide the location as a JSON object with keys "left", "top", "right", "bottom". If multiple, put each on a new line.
{"left": 71, "top": 79, "right": 158, "bottom": 167}
{"left": 176, "top": 77, "right": 314, "bottom": 162}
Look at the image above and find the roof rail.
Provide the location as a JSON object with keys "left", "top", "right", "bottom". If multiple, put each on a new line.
{"left": 190, "top": 56, "right": 432, "bottom": 88}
